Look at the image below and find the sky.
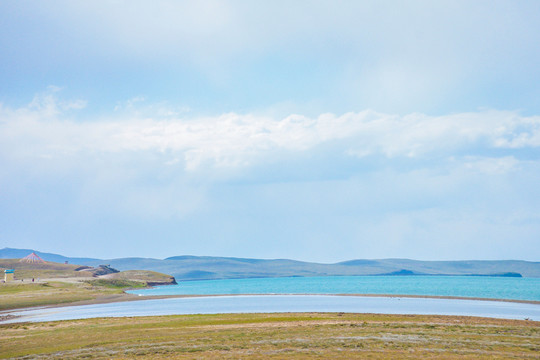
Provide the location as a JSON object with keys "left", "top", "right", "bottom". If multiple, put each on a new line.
{"left": 1, "top": 1, "right": 539, "bottom": 262}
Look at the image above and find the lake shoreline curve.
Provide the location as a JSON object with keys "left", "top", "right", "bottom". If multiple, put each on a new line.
{"left": 2, "top": 292, "right": 539, "bottom": 313}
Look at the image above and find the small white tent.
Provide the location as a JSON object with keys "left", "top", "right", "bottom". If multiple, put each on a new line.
{"left": 20, "top": 252, "right": 46, "bottom": 264}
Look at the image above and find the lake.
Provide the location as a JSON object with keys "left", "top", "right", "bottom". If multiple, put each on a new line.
{"left": 4, "top": 295, "right": 540, "bottom": 323}
{"left": 3, "top": 275, "right": 539, "bottom": 323}
{"left": 128, "top": 275, "right": 540, "bottom": 301}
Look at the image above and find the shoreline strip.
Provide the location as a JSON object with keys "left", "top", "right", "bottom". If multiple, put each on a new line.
{"left": 2, "top": 292, "right": 539, "bottom": 314}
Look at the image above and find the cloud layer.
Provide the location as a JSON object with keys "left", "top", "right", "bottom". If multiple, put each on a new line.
{"left": 2, "top": 92, "right": 539, "bottom": 173}
{"left": 1, "top": 92, "right": 539, "bottom": 261}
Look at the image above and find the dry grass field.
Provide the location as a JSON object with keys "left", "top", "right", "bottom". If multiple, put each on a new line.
{"left": 1, "top": 313, "right": 538, "bottom": 359}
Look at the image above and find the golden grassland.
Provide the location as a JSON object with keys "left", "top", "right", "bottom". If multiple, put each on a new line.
{"left": 1, "top": 313, "right": 539, "bottom": 359}
{"left": 0, "top": 281, "right": 139, "bottom": 311}
{"left": 0, "top": 259, "right": 94, "bottom": 280}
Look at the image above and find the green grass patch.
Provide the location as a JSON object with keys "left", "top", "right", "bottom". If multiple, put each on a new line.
{"left": 85, "top": 279, "right": 146, "bottom": 289}
{"left": 0, "top": 280, "right": 126, "bottom": 311}
{"left": 0, "top": 282, "right": 52, "bottom": 294}
{"left": 106, "top": 270, "right": 175, "bottom": 282}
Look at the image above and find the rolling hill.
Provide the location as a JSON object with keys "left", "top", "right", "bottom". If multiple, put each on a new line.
{"left": 1, "top": 248, "right": 539, "bottom": 280}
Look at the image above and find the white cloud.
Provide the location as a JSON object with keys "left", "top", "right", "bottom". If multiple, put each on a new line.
{"left": 461, "top": 156, "right": 520, "bottom": 175}
{"left": 24, "top": 87, "right": 87, "bottom": 118}
{"left": 1, "top": 94, "right": 539, "bottom": 172}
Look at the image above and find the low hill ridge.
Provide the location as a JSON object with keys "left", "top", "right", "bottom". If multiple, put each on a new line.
{"left": 0, "top": 258, "right": 176, "bottom": 286}
{"left": 2, "top": 248, "right": 539, "bottom": 280}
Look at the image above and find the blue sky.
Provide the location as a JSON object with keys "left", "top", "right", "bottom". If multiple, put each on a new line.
{"left": 1, "top": 1, "right": 539, "bottom": 262}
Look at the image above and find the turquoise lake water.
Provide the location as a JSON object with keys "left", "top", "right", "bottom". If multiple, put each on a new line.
{"left": 129, "top": 275, "right": 540, "bottom": 301}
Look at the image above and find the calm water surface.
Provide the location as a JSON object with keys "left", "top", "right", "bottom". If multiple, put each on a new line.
{"left": 3, "top": 276, "right": 539, "bottom": 324}
{"left": 4, "top": 295, "right": 540, "bottom": 323}
{"left": 129, "top": 275, "right": 540, "bottom": 301}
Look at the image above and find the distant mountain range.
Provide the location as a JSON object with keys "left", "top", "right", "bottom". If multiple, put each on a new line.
{"left": 1, "top": 247, "right": 539, "bottom": 280}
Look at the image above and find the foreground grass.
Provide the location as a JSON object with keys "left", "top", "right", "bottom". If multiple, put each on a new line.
{"left": 1, "top": 313, "right": 538, "bottom": 359}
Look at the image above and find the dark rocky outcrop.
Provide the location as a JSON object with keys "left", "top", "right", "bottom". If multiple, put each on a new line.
{"left": 381, "top": 269, "right": 418, "bottom": 276}
{"left": 146, "top": 276, "right": 177, "bottom": 286}
{"left": 76, "top": 264, "right": 120, "bottom": 276}
{"left": 92, "top": 265, "right": 120, "bottom": 276}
